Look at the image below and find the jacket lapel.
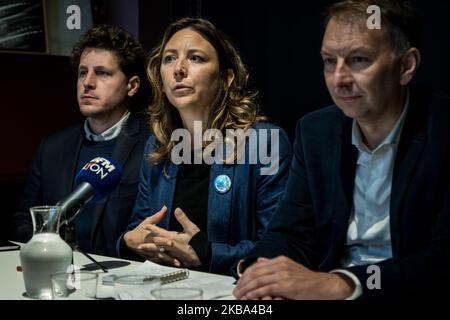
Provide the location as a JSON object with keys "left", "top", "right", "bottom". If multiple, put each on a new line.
{"left": 112, "top": 113, "right": 143, "bottom": 167}
{"left": 157, "top": 161, "right": 179, "bottom": 229}
{"left": 329, "top": 117, "right": 357, "bottom": 265}
{"left": 207, "top": 164, "right": 235, "bottom": 242}
{"left": 390, "top": 90, "right": 428, "bottom": 257}
{"left": 60, "top": 126, "right": 83, "bottom": 197}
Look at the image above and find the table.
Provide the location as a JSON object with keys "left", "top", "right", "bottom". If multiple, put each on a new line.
{"left": 0, "top": 250, "right": 235, "bottom": 300}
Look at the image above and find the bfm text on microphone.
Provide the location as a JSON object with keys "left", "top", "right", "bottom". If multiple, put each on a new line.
{"left": 57, "top": 157, "right": 122, "bottom": 225}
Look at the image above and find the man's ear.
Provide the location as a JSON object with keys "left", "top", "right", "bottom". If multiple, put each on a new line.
{"left": 227, "top": 69, "right": 235, "bottom": 88}
{"left": 399, "top": 48, "right": 421, "bottom": 86}
{"left": 127, "top": 76, "right": 140, "bottom": 97}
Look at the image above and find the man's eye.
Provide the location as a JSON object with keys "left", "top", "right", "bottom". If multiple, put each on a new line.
{"left": 350, "top": 56, "right": 369, "bottom": 64}
{"left": 323, "top": 58, "right": 336, "bottom": 66}
{"left": 78, "top": 70, "right": 87, "bottom": 77}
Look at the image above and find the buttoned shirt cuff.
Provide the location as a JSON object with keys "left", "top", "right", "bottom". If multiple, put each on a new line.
{"left": 234, "top": 258, "right": 258, "bottom": 279}
{"left": 330, "top": 269, "right": 363, "bottom": 300}
{"left": 236, "top": 259, "right": 246, "bottom": 277}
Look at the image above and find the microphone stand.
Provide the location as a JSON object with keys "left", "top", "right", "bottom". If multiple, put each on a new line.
{"left": 64, "top": 224, "right": 109, "bottom": 273}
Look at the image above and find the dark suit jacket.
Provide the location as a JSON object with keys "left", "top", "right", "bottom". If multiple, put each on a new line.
{"left": 248, "top": 86, "right": 450, "bottom": 299}
{"left": 11, "top": 113, "right": 150, "bottom": 257}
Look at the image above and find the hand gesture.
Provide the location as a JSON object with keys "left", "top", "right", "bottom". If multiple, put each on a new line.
{"left": 139, "top": 208, "right": 202, "bottom": 267}
{"left": 123, "top": 206, "right": 175, "bottom": 264}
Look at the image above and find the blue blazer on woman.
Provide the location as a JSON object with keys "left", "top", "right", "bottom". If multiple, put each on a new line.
{"left": 118, "top": 122, "right": 292, "bottom": 274}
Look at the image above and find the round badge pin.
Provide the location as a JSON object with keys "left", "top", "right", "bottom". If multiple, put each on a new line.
{"left": 214, "top": 174, "right": 231, "bottom": 194}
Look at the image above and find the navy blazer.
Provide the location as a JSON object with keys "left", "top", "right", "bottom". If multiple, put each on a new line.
{"left": 248, "top": 86, "right": 450, "bottom": 299}
{"left": 11, "top": 113, "right": 150, "bottom": 257}
{"left": 119, "top": 122, "right": 292, "bottom": 275}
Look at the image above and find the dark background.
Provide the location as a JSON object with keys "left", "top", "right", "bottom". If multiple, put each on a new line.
{"left": 0, "top": 0, "right": 46, "bottom": 52}
{"left": 1, "top": 0, "right": 449, "bottom": 241}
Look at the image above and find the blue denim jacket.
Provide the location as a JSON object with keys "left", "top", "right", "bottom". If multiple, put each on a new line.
{"left": 118, "top": 122, "right": 292, "bottom": 274}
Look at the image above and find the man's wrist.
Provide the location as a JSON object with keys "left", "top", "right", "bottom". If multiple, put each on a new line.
{"left": 123, "top": 231, "right": 136, "bottom": 250}
{"left": 329, "top": 272, "right": 355, "bottom": 299}
{"left": 330, "top": 269, "right": 362, "bottom": 300}
{"left": 123, "top": 231, "right": 130, "bottom": 246}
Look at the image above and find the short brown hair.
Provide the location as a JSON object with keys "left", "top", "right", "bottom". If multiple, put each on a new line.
{"left": 325, "top": 0, "right": 420, "bottom": 54}
{"left": 71, "top": 24, "right": 150, "bottom": 112}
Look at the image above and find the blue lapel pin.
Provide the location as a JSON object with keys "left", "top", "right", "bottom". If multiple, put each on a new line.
{"left": 214, "top": 174, "right": 231, "bottom": 194}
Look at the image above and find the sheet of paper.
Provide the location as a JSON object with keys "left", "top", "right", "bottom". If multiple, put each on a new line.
{"left": 99, "top": 260, "right": 235, "bottom": 300}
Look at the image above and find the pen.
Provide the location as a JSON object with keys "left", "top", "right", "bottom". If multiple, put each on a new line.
{"left": 80, "top": 251, "right": 109, "bottom": 273}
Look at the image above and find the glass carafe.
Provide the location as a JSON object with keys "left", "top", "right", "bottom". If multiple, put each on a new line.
{"left": 19, "top": 206, "right": 72, "bottom": 299}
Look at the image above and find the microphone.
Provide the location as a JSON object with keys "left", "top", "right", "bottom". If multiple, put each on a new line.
{"left": 57, "top": 157, "right": 122, "bottom": 225}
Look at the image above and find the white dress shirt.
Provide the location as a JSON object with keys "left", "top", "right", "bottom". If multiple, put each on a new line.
{"left": 84, "top": 111, "right": 130, "bottom": 142}
{"left": 342, "top": 96, "right": 409, "bottom": 268}
{"left": 333, "top": 93, "right": 409, "bottom": 299}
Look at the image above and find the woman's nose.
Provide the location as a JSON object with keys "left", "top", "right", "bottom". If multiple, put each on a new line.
{"left": 174, "top": 60, "right": 187, "bottom": 81}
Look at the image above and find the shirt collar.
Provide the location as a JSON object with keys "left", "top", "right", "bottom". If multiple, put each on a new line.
{"left": 352, "top": 90, "right": 409, "bottom": 153}
{"left": 84, "top": 111, "right": 130, "bottom": 142}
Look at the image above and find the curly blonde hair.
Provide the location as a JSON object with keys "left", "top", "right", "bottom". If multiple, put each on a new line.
{"left": 146, "top": 17, "right": 266, "bottom": 164}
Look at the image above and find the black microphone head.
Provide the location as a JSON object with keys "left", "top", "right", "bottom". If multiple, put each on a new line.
{"left": 75, "top": 157, "right": 122, "bottom": 201}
